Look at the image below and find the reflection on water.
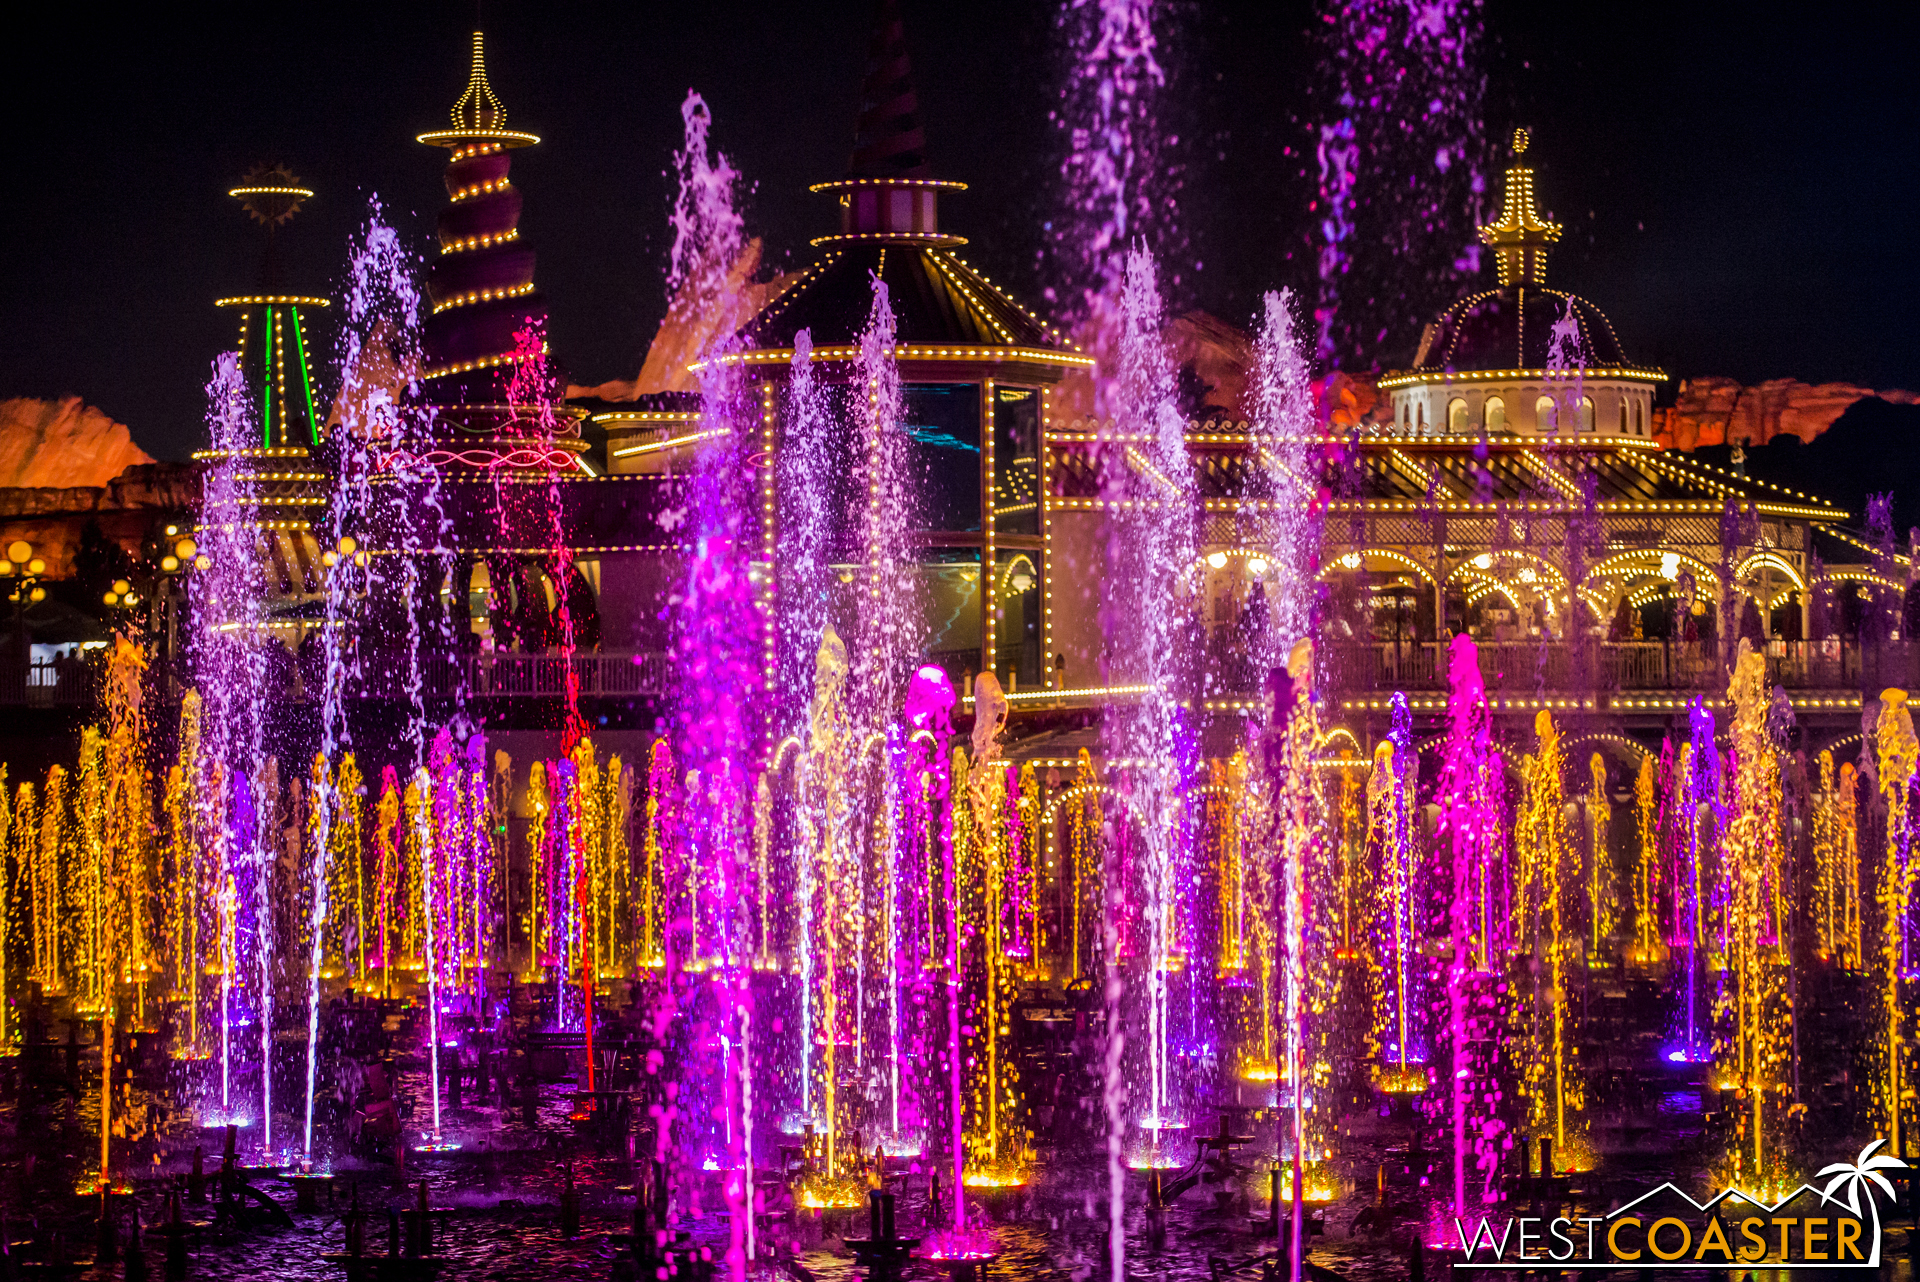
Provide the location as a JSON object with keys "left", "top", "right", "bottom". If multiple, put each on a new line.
{"left": 12, "top": 1065, "right": 1907, "bottom": 1282}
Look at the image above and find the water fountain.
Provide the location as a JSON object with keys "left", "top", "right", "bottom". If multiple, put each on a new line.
{"left": 3, "top": 11, "right": 1917, "bottom": 1282}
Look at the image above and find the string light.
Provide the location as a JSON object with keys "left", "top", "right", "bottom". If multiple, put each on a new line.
{"left": 422, "top": 345, "right": 546, "bottom": 381}
{"left": 611, "top": 428, "right": 729, "bottom": 459}
{"left": 807, "top": 178, "right": 968, "bottom": 193}
{"left": 984, "top": 375, "right": 996, "bottom": 671}
{"left": 692, "top": 344, "right": 1092, "bottom": 371}
{"left": 227, "top": 185, "right": 314, "bottom": 200}
{"left": 450, "top": 178, "right": 514, "bottom": 203}
{"left": 431, "top": 282, "right": 534, "bottom": 314}
{"left": 590, "top": 411, "right": 702, "bottom": 425}
{"left": 439, "top": 228, "right": 521, "bottom": 254}
{"left": 191, "top": 446, "right": 310, "bottom": 460}
{"left": 1378, "top": 364, "right": 1665, "bottom": 391}
{"left": 214, "top": 295, "right": 330, "bottom": 308}
{"left": 808, "top": 231, "right": 968, "bottom": 248}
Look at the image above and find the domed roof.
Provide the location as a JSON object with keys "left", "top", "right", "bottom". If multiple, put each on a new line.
{"left": 1410, "top": 285, "right": 1628, "bottom": 374}
{"left": 1385, "top": 130, "right": 1663, "bottom": 386}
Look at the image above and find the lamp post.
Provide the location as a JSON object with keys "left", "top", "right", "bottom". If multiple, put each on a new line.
{"left": 0, "top": 539, "right": 49, "bottom": 701}
{"left": 103, "top": 529, "right": 198, "bottom": 695}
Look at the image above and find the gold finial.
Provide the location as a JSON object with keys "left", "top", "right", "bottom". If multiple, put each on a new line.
{"left": 450, "top": 30, "right": 505, "bottom": 130}
{"left": 1477, "top": 128, "right": 1560, "bottom": 285}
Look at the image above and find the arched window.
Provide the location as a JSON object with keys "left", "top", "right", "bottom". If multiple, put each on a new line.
{"left": 1534, "top": 394, "right": 1557, "bottom": 431}
{"left": 1484, "top": 396, "right": 1506, "bottom": 432}
{"left": 1579, "top": 396, "right": 1595, "bottom": 432}
{"left": 1416, "top": 401, "right": 1425, "bottom": 431}
{"left": 1401, "top": 398, "right": 1412, "bottom": 431}
{"left": 1634, "top": 399, "right": 1644, "bottom": 435}
{"left": 1619, "top": 400, "right": 1629, "bottom": 435}
{"left": 1448, "top": 397, "right": 1468, "bottom": 433}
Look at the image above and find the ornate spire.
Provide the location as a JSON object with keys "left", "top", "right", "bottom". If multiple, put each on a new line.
{"left": 1477, "top": 128, "right": 1563, "bottom": 286}
{"left": 809, "top": 0, "right": 964, "bottom": 245}
{"left": 418, "top": 29, "right": 547, "bottom": 392}
{"left": 848, "top": 0, "right": 928, "bottom": 178}
{"left": 450, "top": 30, "right": 505, "bottom": 131}
{"left": 417, "top": 30, "right": 538, "bottom": 151}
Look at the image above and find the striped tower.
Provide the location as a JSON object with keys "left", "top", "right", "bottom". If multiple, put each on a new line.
{"left": 413, "top": 30, "right": 586, "bottom": 473}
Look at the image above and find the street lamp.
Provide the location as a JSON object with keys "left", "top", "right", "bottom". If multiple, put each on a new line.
{"left": 0, "top": 539, "right": 47, "bottom": 697}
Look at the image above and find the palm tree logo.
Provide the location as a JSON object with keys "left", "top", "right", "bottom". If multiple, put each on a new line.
{"left": 1817, "top": 1138, "right": 1909, "bottom": 1251}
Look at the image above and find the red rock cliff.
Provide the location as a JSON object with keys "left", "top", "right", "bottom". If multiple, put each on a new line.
{"left": 1655, "top": 377, "right": 1919, "bottom": 449}
{"left": 0, "top": 397, "right": 155, "bottom": 489}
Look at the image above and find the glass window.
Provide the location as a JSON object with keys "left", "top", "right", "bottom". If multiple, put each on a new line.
{"left": 1534, "top": 394, "right": 1557, "bottom": 431}
{"left": 902, "top": 383, "right": 982, "bottom": 533}
{"left": 468, "top": 559, "right": 491, "bottom": 638}
{"left": 1447, "top": 398, "right": 1468, "bottom": 433}
{"left": 917, "top": 548, "right": 981, "bottom": 689}
{"left": 1579, "top": 396, "right": 1595, "bottom": 432}
{"left": 781, "top": 380, "right": 863, "bottom": 562}
{"left": 1415, "top": 401, "right": 1425, "bottom": 431}
{"left": 1619, "top": 400, "right": 1629, "bottom": 435}
{"left": 1485, "top": 396, "right": 1505, "bottom": 432}
{"left": 992, "top": 386, "right": 1041, "bottom": 536}
{"left": 1635, "top": 399, "right": 1645, "bottom": 435}
{"left": 992, "top": 550, "right": 1043, "bottom": 690}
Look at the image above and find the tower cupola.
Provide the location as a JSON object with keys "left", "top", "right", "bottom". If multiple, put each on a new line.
{"left": 1476, "top": 129, "right": 1563, "bottom": 287}
{"left": 806, "top": 0, "right": 965, "bottom": 247}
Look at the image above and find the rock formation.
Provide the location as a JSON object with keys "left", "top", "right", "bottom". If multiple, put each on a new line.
{"left": 0, "top": 462, "right": 200, "bottom": 580}
{"left": 567, "top": 240, "right": 785, "bottom": 401}
{"left": 0, "top": 398, "right": 154, "bottom": 490}
{"left": 1051, "top": 310, "right": 1258, "bottom": 423}
{"left": 1655, "top": 377, "right": 1919, "bottom": 450}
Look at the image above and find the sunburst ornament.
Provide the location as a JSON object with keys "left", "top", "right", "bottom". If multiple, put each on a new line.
{"left": 229, "top": 163, "right": 313, "bottom": 227}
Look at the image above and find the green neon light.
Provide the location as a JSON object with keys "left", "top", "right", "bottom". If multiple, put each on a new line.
{"left": 261, "top": 306, "right": 275, "bottom": 448}
{"left": 291, "top": 307, "right": 320, "bottom": 445}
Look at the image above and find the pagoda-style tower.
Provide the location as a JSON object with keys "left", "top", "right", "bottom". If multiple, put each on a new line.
{"left": 1382, "top": 129, "right": 1662, "bottom": 439}
{"left": 198, "top": 164, "right": 330, "bottom": 605}
{"left": 413, "top": 31, "right": 585, "bottom": 469}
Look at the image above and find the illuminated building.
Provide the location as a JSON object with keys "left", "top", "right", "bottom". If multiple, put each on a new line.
{"left": 1041, "top": 130, "right": 1872, "bottom": 733}
{"left": 168, "top": 29, "right": 1881, "bottom": 743}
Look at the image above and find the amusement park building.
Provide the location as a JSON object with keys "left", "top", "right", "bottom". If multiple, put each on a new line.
{"left": 168, "top": 26, "right": 1891, "bottom": 748}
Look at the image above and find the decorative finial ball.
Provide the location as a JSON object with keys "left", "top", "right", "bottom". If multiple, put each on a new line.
{"left": 1513, "top": 128, "right": 1530, "bottom": 157}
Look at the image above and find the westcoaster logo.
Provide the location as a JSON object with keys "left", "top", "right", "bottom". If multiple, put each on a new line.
{"left": 1452, "top": 1140, "right": 1909, "bottom": 1271}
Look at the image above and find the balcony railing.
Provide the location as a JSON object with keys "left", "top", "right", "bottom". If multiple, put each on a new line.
{"left": 351, "top": 651, "right": 674, "bottom": 700}
{"left": 1314, "top": 639, "right": 1918, "bottom": 694}
{"left": 77, "top": 651, "right": 678, "bottom": 706}
{"left": 4, "top": 641, "right": 1907, "bottom": 711}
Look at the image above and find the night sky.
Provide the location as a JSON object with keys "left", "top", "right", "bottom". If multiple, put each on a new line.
{"left": 2, "top": 1, "right": 1914, "bottom": 461}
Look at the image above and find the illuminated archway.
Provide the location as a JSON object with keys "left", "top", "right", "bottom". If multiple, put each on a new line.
{"left": 1445, "top": 548, "right": 1567, "bottom": 591}
{"left": 1583, "top": 547, "right": 1723, "bottom": 591}
{"left": 1735, "top": 551, "right": 1806, "bottom": 592}
{"left": 1318, "top": 547, "right": 1437, "bottom": 585}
